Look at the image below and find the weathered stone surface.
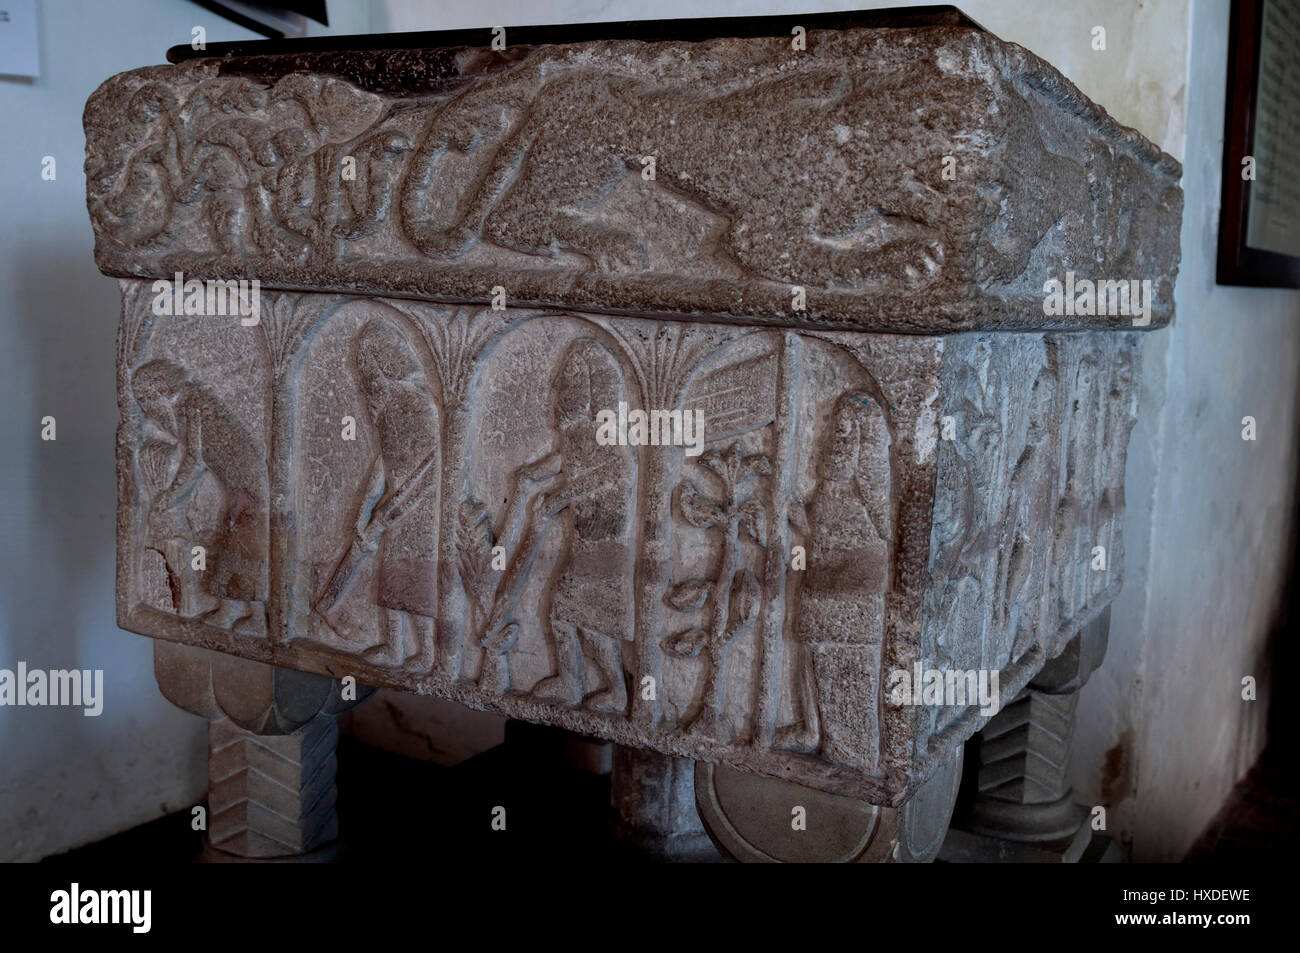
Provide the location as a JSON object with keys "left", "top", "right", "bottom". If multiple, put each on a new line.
{"left": 341, "top": 689, "right": 506, "bottom": 765}
{"left": 84, "top": 23, "right": 1181, "bottom": 332}
{"left": 90, "top": 17, "right": 1181, "bottom": 824}
{"left": 117, "top": 284, "right": 1141, "bottom": 805}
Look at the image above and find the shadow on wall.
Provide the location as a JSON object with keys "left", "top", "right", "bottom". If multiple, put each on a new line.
{"left": 12, "top": 242, "right": 117, "bottom": 644}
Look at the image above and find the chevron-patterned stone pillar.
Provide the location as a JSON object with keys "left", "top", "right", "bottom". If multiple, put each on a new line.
{"left": 944, "top": 607, "right": 1113, "bottom": 861}
{"left": 966, "top": 688, "right": 1085, "bottom": 843}
{"left": 153, "top": 640, "right": 370, "bottom": 860}
{"left": 207, "top": 715, "right": 340, "bottom": 858}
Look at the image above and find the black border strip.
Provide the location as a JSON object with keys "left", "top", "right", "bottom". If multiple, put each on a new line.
{"left": 166, "top": 4, "right": 982, "bottom": 62}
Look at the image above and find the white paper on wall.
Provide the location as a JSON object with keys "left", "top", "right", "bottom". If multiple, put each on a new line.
{"left": 0, "top": 0, "right": 39, "bottom": 78}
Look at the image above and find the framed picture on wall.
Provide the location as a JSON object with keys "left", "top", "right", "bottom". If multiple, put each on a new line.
{"left": 1218, "top": 0, "right": 1300, "bottom": 287}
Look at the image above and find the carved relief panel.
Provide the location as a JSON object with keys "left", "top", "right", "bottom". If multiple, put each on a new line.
{"left": 86, "top": 27, "right": 1182, "bottom": 333}
{"left": 117, "top": 282, "right": 1139, "bottom": 805}
{"left": 920, "top": 332, "right": 1139, "bottom": 755}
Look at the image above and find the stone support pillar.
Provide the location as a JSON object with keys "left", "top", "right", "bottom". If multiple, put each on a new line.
{"left": 942, "top": 608, "right": 1117, "bottom": 862}
{"left": 611, "top": 747, "right": 718, "bottom": 861}
{"left": 154, "top": 640, "right": 368, "bottom": 859}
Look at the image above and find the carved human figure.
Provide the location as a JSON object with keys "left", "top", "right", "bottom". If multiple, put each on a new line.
{"left": 777, "top": 391, "right": 890, "bottom": 771}
{"left": 131, "top": 359, "right": 268, "bottom": 634}
{"left": 1054, "top": 353, "right": 1101, "bottom": 623}
{"left": 1092, "top": 347, "right": 1138, "bottom": 602}
{"left": 1000, "top": 368, "right": 1056, "bottom": 661}
{"left": 531, "top": 338, "right": 636, "bottom": 713}
{"left": 350, "top": 318, "right": 441, "bottom": 668}
{"left": 923, "top": 360, "right": 997, "bottom": 683}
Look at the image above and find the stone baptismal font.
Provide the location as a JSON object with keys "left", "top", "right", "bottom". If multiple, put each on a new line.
{"left": 84, "top": 8, "right": 1181, "bottom": 861}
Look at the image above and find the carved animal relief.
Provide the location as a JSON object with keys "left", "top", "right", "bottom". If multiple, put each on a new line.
{"left": 86, "top": 26, "right": 1181, "bottom": 331}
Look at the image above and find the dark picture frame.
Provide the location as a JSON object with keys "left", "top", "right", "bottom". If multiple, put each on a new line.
{"left": 1218, "top": 0, "right": 1300, "bottom": 287}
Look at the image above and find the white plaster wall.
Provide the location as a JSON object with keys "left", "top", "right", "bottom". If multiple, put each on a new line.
{"left": 1073, "top": 0, "right": 1300, "bottom": 861}
{"left": 0, "top": 0, "right": 374, "bottom": 862}
{"left": 380, "top": 0, "right": 1190, "bottom": 159}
